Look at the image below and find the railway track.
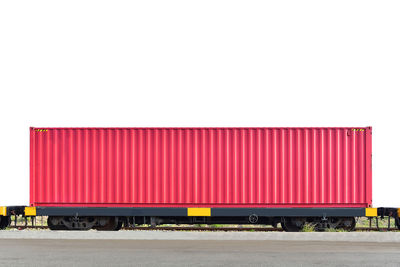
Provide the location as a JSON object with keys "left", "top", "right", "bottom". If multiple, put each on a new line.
{"left": 6, "top": 225, "right": 399, "bottom": 231}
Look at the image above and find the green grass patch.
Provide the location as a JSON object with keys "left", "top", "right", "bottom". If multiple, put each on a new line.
{"left": 301, "top": 223, "right": 316, "bottom": 232}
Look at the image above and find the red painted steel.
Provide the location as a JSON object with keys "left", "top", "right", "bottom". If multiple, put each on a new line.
{"left": 30, "top": 127, "right": 372, "bottom": 208}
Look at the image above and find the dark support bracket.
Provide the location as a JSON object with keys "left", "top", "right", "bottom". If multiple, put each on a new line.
{"left": 377, "top": 207, "right": 399, "bottom": 230}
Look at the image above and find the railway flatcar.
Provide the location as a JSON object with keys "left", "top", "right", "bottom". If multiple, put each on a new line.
{"left": 1, "top": 127, "right": 399, "bottom": 231}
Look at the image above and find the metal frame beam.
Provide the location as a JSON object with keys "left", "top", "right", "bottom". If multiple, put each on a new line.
{"left": 35, "top": 207, "right": 366, "bottom": 217}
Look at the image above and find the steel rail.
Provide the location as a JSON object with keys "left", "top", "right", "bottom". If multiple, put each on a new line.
{"left": 5, "top": 225, "right": 399, "bottom": 231}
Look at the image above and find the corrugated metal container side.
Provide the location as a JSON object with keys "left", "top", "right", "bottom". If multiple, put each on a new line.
{"left": 30, "top": 127, "right": 372, "bottom": 208}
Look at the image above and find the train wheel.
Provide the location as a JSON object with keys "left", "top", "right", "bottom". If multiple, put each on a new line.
{"left": 0, "top": 216, "right": 11, "bottom": 229}
{"left": 94, "top": 217, "right": 121, "bottom": 231}
{"left": 47, "top": 216, "right": 68, "bottom": 230}
{"left": 281, "top": 217, "right": 305, "bottom": 232}
{"left": 341, "top": 217, "right": 356, "bottom": 231}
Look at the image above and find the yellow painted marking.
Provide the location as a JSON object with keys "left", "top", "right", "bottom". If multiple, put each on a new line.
{"left": 187, "top": 208, "right": 211, "bottom": 217}
{"left": 25, "top": 207, "right": 36, "bottom": 216}
{"left": 365, "top": 208, "right": 377, "bottom": 217}
{"left": 0, "top": 206, "right": 6, "bottom": 216}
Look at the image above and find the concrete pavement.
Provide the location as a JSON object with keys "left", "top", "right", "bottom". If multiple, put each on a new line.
{"left": 1, "top": 239, "right": 400, "bottom": 266}
{"left": 1, "top": 230, "right": 400, "bottom": 243}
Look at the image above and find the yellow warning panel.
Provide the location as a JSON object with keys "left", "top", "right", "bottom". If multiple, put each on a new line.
{"left": 25, "top": 207, "right": 36, "bottom": 216}
{"left": 365, "top": 208, "right": 377, "bottom": 217}
{"left": 187, "top": 208, "right": 211, "bottom": 217}
{"left": 0, "top": 207, "right": 6, "bottom": 216}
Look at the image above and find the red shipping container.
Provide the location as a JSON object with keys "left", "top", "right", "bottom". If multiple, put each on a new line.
{"left": 30, "top": 127, "right": 372, "bottom": 208}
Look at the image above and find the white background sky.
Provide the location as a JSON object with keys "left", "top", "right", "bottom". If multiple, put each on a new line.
{"left": 0, "top": 1, "right": 399, "bottom": 207}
